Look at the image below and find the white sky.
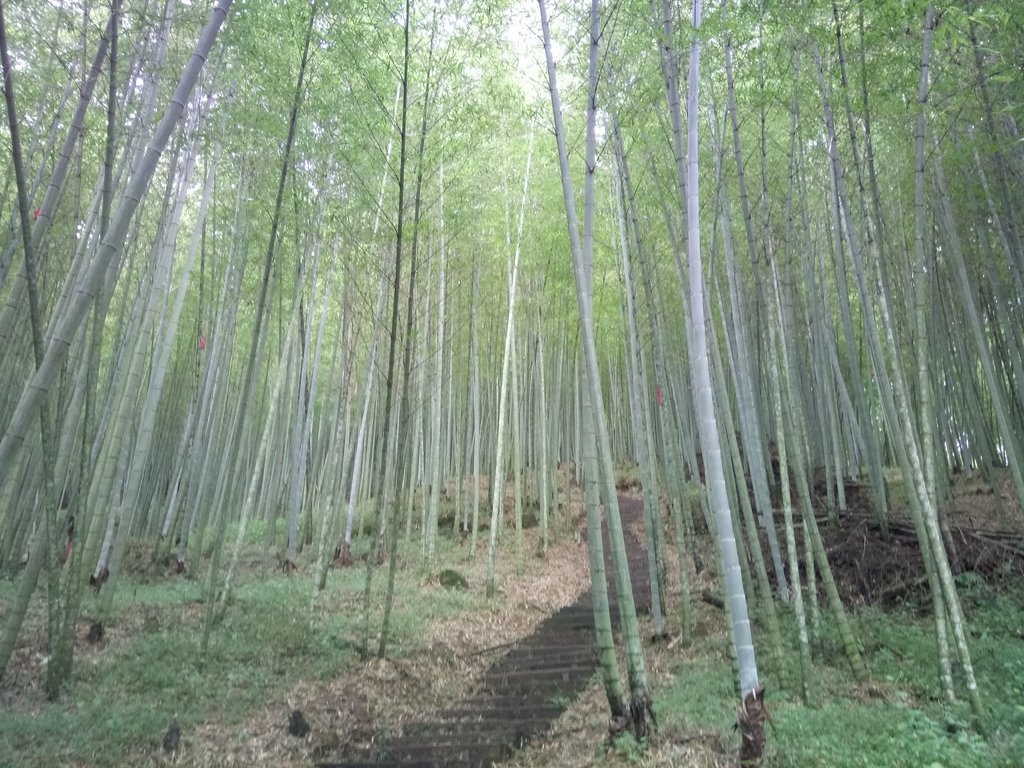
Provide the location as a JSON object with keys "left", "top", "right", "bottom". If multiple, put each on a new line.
{"left": 504, "top": 0, "right": 570, "bottom": 110}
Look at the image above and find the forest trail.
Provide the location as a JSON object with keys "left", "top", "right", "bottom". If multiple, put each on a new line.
{"left": 314, "top": 494, "right": 651, "bottom": 768}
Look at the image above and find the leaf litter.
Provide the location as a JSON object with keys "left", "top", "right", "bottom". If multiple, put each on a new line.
{"left": 131, "top": 474, "right": 594, "bottom": 767}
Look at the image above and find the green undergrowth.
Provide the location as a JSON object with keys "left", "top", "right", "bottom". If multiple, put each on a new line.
{"left": 649, "top": 573, "right": 1024, "bottom": 767}
{"left": 0, "top": 531, "right": 485, "bottom": 768}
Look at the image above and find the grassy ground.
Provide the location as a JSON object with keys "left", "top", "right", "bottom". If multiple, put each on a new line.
{"left": 0, "top": 528, "right": 494, "bottom": 767}
{"left": 505, "top": 465, "right": 1024, "bottom": 768}
{"left": 519, "top": 555, "right": 1024, "bottom": 768}
{"left": 3, "top": 473, "right": 1023, "bottom": 768}
{"left": 659, "top": 586, "right": 1024, "bottom": 767}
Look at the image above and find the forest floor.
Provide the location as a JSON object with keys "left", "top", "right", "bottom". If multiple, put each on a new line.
{"left": 1, "top": 468, "right": 1023, "bottom": 767}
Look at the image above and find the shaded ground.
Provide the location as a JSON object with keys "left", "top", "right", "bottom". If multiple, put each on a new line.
{"left": 308, "top": 494, "right": 650, "bottom": 768}
{"left": 185, "top": 471, "right": 591, "bottom": 767}
{"left": 817, "top": 470, "right": 1024, "bottom": 608}
{"left": 132, "top": 533, "right": 594, "bottom": 768}
{"left": 461, "top": 469, "right": 1024, "bottom": 768}
{"left": 294, "top": 470, "right": 1022, "bottom": 768}
{"left": 4, "top": 467, "right": 1021, "bottom": 768}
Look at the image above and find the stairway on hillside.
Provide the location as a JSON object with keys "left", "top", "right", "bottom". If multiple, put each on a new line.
{"left": 315, "top": 496, "right": 651, "bottom": 768}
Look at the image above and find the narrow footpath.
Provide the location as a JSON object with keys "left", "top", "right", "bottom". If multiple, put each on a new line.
{"left": 316, "top": 495, "right": 651, "bottom": 768}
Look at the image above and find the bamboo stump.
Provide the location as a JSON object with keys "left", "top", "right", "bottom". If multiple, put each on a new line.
{"left": 737, "top": 685, "right": 767, "bottom": 766}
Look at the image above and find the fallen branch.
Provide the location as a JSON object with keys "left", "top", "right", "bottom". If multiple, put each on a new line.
{"left": 876, "top": 575, "right": 929, "bottom": 603}
{"left": 701, "top": 590, "right": 724, "bottom": 610}
{"left": 466, "top": 639, "right": 518, "bottom": 658}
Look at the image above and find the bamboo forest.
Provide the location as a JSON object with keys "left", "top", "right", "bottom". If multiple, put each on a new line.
{"left": 1, "top": 0, "right": 1022, "bottom": 766}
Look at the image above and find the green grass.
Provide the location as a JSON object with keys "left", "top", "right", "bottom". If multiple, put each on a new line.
{"left": 0, "top": 532, "right": 487, "bottom": 768}
{"left": 651, "top": 572, "right": 1024, "bottom": 768}
{"left": 4, "top": 523, "right": 1021, "bottom": 768}
{"left": 766, "top": 697, "right": 993, "bottom": 768}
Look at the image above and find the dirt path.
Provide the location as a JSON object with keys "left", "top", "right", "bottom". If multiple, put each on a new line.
{"left": 314, "top": 495, "right": 652, "bottom": 768}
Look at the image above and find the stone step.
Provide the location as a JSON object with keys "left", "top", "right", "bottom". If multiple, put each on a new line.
{"left": 374, "top": 740, "right": 513, "bottom": 766}
{"left": 316, "top": 494, "right": 653, "bottom": 768}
